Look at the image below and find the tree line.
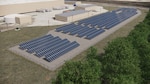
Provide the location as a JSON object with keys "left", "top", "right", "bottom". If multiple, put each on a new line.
{"left": 52, "top": 10, "right": 150, "bottom": 84}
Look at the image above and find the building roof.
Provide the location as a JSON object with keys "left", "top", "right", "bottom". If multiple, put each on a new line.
{"left": 4, "top": 14, "right": 30, "bottom": 18}
{"left": 56, "top": 10, "right": 88, "bottom": 17}
{"left": 77, "top": 4, "right": 96, "bottom": 8}
{"left": 112, "top": 0, "right": 150, "bottom": 2}
{"left": 0, "top": 0, "right": 56, "bottom": 5}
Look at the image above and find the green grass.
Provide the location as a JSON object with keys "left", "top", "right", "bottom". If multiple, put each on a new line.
{"left": 0, "top": 26, "right": 60, "bottom": 84}
{"left": 0, "top": 6, "right": 149, "bottom": 84}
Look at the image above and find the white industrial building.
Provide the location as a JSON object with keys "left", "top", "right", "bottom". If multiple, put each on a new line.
{"left": 55, "top": 4, "right": 108, "bottom": 22}
{"left": 4, "top": 14, "right": 32, "bottom": 24}
{"left": 0, "top": 0, "right": 64, "bottom": 16}
{"left": 55, "top": 10, "right": 92, "bottom": 22}
{"left": 0, "top": 0, "right": 109, "bottom": 28}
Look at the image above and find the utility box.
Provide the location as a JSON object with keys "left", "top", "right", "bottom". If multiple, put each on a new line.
{"left": 15, "top": 15, "right": 32, "bottom": 25}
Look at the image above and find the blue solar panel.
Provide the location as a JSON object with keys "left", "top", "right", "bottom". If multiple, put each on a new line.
{"left": 19, "top": 35, "right": 53, "bottom": 50}
{"left": 45, "top": 41, "right": 79, "bottom": 62}
{"left": 85, "top": 28, "right": 100, "bottom": 37}
{"left": 86, "top": 29, "right": 105, "bottom": 40}
{"left": 19, "top": 34, "right": 52, "bottom": 46}
{"left": 25, "top": 37, "right": 59, "bottom": 50}
{"left": 77, "top": 28, "right": 95, "bottom": 37}
{"left": 34, "top": 38, "right": 64, "bottom": 54}
{"left": 56, "top": 24, "right": 76, "bottom": 32}
{"left": 62, "top": 25, "right": 81, "bottom": 34}
{"left": 27, "top": 37, "right": 62, "bottom": 54}
{"left": 69, "top": 27, "right": 85, "bottom": 35}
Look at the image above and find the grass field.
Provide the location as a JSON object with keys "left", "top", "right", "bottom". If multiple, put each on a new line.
{"left": 0, "top": 5, "right": 149, "bottom": 84}
{"left": 0, "top": 26, "right": 60, "bottom": 84}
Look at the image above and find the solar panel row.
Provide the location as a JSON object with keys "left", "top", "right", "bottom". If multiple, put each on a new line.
{"left": 56, "top": 25, "right": 105, "bottom": 39}
{"left": 55, "top": 8, "right": 137, "bottom": 40}
{"left": 19, "top": 34, "right": 80, "bottom": 62}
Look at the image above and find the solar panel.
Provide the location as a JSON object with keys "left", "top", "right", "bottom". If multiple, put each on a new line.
{"left": 36, "top": 40, "right": 71, "bottom": 57}
{"left": 20, "top": 35, "right": 53, "bottom": 50}
{"left": 56, "top": 24, "right": 75, "bottom": 32}
{"left": 86, "top": 29, "right": 105, "bottom": 40}
{"left": 27, "top": 37, "right": 62, "bottom": 54}
{"left": 69, "top": 27, "right": 85, "bottom": 35}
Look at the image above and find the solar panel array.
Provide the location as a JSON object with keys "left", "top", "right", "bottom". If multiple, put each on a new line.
{"left": 19, "top": 34, "right": 80, "bottom": 62}
{"left": 55, "top": 8, "right": 137, "bottom": 39}
{"left": 78, "top": 8, "right": 137, "bottom": 29}
{"left": 56, "top": 24, "right": 105, "bottom": 40}
{"left": 18, "top": 8, "right": 137, "bottom": 63}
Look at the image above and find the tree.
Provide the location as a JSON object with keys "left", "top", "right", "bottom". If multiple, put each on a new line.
{"left": 53, "top": 59, "right": 102, "bottom": 84}
{"left": 87, "top": 47, "right": 98, "bottom": 60}
{"left": 147, "top": 34, "right": 150, "bottom": 42}
{"left": 138, "top": 43, "right": 150, "bottom": 84}
{"left": 102, "top": 38, "right": 141, "bottom": 84}
{"left": 128, "top": 13, "right": 150, "bottom": 83}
